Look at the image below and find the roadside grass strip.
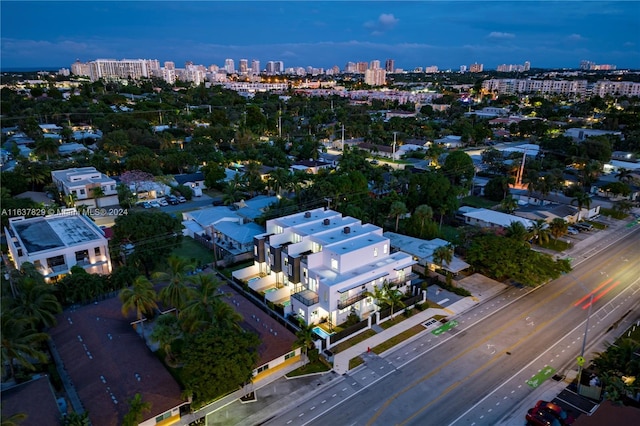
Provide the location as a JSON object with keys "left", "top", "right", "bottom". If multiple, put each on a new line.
{"left": 526, "top": 365, "right": 556, "bottom": 389}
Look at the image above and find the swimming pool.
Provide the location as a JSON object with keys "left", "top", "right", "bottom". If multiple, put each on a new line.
{"left": 281, "top": 300, "right": 291, "bottom": 307}
{"left": 312, "top": 326, "right": 334, "bottom": 339}
{"left": 264, "top": 288, "right": 277, "bottom": 294}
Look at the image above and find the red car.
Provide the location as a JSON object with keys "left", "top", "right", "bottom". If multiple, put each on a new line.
{"left": 526, "top": 400, "right": 575, "bottom": 425}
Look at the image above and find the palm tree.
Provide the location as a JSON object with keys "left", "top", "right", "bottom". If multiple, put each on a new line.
{"left": 528, "top": 219, "right": 551, "bottom": 245}
{"left": 501, "top": 195, "right": 518, "bottom": 214}
{"left": 549, "top": 218, "right": 568, "bottom": 240}
{"left": 35, "top": 137, "right": 59, "bottom": 162}
{"left": 21, "top": 163, "right": 49, "bottom": 191}
{"left": 149, "top": 314, "right": 182, "bottom": 365}
{"left": 432, "top": 244, "right": 454, "bottom": 273}
{"left": 413, "top": 204, "right": 434, "bottom": 237}
{"left": 365, "top": 283, "right": 389, "bottom": 312}
{"left": 614, "top": 199, "right": 634, "bottom": 215}
{"left": 294, "top": 320, "right": 317, "bottom": 365}
{"left": 505, "top": 221, "right": 528, "bottom": 241}
{"left": 91, "top": 186, "right": 105, "bottom": 206}
{"left": 119, "top": 276, "right": 158, "bottom": 330}
{"left": 389, "top": 201, "right": 407, "bottom": 232}
{"left": 122, "top": 393, "right": 151, "bottom": 426}
{"left": 179, "top": 274, "right": 227, "bottom": 333}
{"left": 385, "top": 287, "right": 406, "bottom": 318}
{"left": 268, "top": 167, "right": 291, "bottom": 196}
{"left": 614, "top": 167, "right": 633, "bottom": 184}
{"left": 10, "top": 278, "right": 62, "bottom": 329}
{"left": 152, "top": 255, "right": 194, "bottom": 312}
{"left": 571, "top": 191, "right": 592, "bottom": 220}
{"left": 0, "top": 309, "right": 49, "bottom": 380}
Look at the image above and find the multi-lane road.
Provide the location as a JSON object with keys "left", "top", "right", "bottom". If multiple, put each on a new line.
{"left": 266, "top": 223, "right": 640, "bottom": 426}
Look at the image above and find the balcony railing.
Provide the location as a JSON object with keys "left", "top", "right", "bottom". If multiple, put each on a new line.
{"left": 388, "top": 273, "right": 419, "bottom": 286}
{"left": 291, "top": 289, "right": 319, "bottom": 306}
{"left": 337, "top": 291, "right": 368, "bottom": 310}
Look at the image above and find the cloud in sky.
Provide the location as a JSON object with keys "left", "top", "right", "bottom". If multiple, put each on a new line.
{"left": 567, "top": 33, "right": 586, "bottom": 41}
{"left": 364, "top": 13, "right": 399, "bottom": 35}
{"left": 487, "top": 32, "right": 515, "bottom": 39}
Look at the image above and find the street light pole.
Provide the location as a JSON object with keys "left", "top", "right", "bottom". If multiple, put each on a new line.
{"left": 577, "top": 292, "right": 595, "bottom": 395}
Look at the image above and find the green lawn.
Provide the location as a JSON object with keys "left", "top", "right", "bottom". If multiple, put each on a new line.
{"left": 171, "top": 237, "right": 213, "bottom": 266}
{"left": 460, "top": 196, "right": 499, "bottom": 209}
{"left": 371, "top": 325, "right": 426, "bottom": 354}
{"left": 330, "top": 330, "right": 377, "bottom": 354}
{"left": 286, "top": 359, "right": 331, "bottom": 377}
{"left": 349, "top": 356, "right": 364, "bottom": 370}
{"left": 538, "top": 238, "right": 571, "bottom": 252}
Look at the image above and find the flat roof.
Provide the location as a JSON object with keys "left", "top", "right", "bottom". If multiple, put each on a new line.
{"left": 11, "top": 214, "right": 102, "bottom": 254}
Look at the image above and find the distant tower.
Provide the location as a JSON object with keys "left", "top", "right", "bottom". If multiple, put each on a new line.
{"left": 370, "top": 60, "right": 381, "bottom": 70}
{"left": 239, "top": 59, "right": 248, "bottom": 74}
{"left": 251, "top": 59, "right": 260, "bottom": 74}
{"left": 523, "top": 61, "right": 531, "bottom": 71}
{"left": 224, "top": 58, "right": 235, "bottom": 74}
{"left": 385, "top": 58, "right": 395, "bottom": 73}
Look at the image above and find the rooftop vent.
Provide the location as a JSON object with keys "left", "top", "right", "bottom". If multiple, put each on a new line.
{"left": 323, "top": 218, "right": 330, "bottom": 226}
{"left": 344, "top": 226, "right": 351, "bottom": 234}
{"left": 304, "top": 212, "right": 311, "bottom": 218}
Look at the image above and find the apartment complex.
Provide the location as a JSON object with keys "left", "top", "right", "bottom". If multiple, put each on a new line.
{"left": 51, "top": 167, "right": 118, "bottom": 209}
{"left": 236, "top": 209, "right": 416, "bottom": 326}
{"left": 72, "top": 59, "right": 160, "bottom": 81}
{"left": 5, "top": 210, "right": 112, "bottom": 280}
{"left": 482, "top": 78, "right": 640, "bottom": 97}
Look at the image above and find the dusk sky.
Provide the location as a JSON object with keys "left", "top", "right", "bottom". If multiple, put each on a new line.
{"left": 1, "top": 1, "right": 639, "bottom": 71}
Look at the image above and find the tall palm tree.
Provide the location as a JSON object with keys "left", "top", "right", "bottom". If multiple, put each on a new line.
{"left": 385, "top": 287, "right": 406, "bottom": 318}
{"left": 432, "top": 244, "right": 454, "bottom": 272}
{"left": 179, "top": 274, "right": 227, "bottom": 333}
{"left": 365, "top": 283, "right": 389, "bottom": 312}
{"left": 10, "top": 278, "right": 62, "bottom": 329}
{"left": 614, "top": 167, "right": 633, "bottom": 184}
{"left": 571, "top": 191, "right": 592, "bottom": 220}
{"left": 152, "top": 255, "right": 194, "bottom": 312}
{"left": 389, "top": 201, "right": 407, "bottom": 232}
{"left": 0, "top": 309, "right": 49, "bottom": 380}
{"left": 528, "top": 219, "right": 551, "bottom": 245}
{"left": 122, "top": 393, "right": 151, "bottom": 426}
{"left": 294, "top": 320, "right": 317, "bottom": 365}
{"left": 119, "top": 276, "right": 158, "bottom": 329}
{"left": 61, "top": 411, "right": 90, "bottom": 426}
{"left": 501, "top": 195, "right": 518, "bottom": 214}
{"left": 413, "top": 204, "right": 434, "bottom": 237}
{"left": 35, "top": 137, "right": 59, "bottom": 162}
{"left": 149, "top": 314, "right": 182, "bottom": 365}
{"left": 268, "top": 167, "right": 291, "bottom": 196}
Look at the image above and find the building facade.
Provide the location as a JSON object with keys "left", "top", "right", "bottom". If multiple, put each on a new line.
{"left": 5, "top": 210, "right": 112, "bottom": 281}
{"left": 51, "top": 167, "right": 119, "bottom": 209}
{"left": 236, "top": 209, "right": 416, "bottom": 327}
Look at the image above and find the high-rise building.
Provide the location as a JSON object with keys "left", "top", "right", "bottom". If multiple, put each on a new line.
{"left": 469, "top": 62, "right": 484, "bottom": 73}
{"left": 251, "top": 59, "right": 260, "bottom": 74}
{"left": 364, "top": 68, "right": 386, "bottom": 86}
{"left": 357, "top": 62, "right": 368, "bottom": 73}
{"left": 385, "top": 59, "right": 395, "bottom": 73}
{"left": 524, "top": 61, "right": 531, "bottom": 71}
{"left": 224, "top": 58, "right": 235, "bottom": 74}
{"left": 344, "top": 62, "right": 357, "bottom": 73}
{"left": 239, "top": 59, "right": 248, "bottom": 74}
{"left": 370, "top": 60, "right": 381, "bottom": 70}
{"left": 460, "top": 65, "right": 468, "bottom": 73}
{"left": 82, "top": 58, "right": 159, "bottom": 82}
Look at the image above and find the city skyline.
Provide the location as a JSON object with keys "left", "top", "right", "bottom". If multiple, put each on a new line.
{"left": 1, "top": 1, "right": 639, "bottom": 70}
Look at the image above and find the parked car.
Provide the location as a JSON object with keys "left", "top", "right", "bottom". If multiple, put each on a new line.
{"left": 166, "top": 195, "right": 179, "bottom": 205}
{"left": 148, "top": 200, "right": 161, "bottom": 208}
{"left": 177, "top": 196, "right": 186, "bottom": 203}
{"left": 158, "top": 198, "right": 169, "bottom": 207}
{"left": 567, "top": 227, "right": 579, "bottom": 235}
{"left": 574, "top": 223, "right": 593, "bottom": 231}
{"left": 142, "top": 201, "right": 152, "bottom": 209}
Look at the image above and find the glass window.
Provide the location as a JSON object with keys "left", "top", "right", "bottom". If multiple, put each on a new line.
{"left": 383, "top": 244, "right": 388, "bottom": 254}
{"left": 331, "top": 258, "right": 338, "bottom": 270}
{"left": 374, "top": 247, "right": 378, "bottom": 257}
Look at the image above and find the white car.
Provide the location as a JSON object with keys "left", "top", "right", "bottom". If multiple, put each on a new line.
{"left": 148, "top": 200, "right": 161, "bottom": 208}
{"left": 567, "top": 227, "right": 579, "bottom": 235}
{"left": 157, "top": 198, "right": 168, "bottom": 207}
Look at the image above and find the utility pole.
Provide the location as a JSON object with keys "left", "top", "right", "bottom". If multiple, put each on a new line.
{"left": 393, "top": 131, "right": 398, "bottom": 159}
{"left": 341, "top": 124, "right": 345, "bottom": 151}
{"left": 577, "top": 293, "right": 595, "bottom": 395}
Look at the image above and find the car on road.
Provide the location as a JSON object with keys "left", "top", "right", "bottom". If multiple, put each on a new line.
{"left": 567, "top": 227, "right": 579, "bottom": 235}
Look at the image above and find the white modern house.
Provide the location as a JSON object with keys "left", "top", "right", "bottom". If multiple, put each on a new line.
{"left": 5, "top": 210, "right": 112, "bottom": 281}
{"left": 233, "top": 209, "right": 416, "bottom": 326}
{"left": 51, "top": 167, "right": 118, "bottom": 208}
{"left": 384, "top": 232, "right": 470, "bottom": 275}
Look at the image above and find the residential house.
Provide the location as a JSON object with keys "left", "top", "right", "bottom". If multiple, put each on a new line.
{"left": 5, "top": 210, "right": 112, "bottom": 281}
{"left": 384, "top": 232, "right": 470, "bottom": 275}
{"left": 458, "top": 206, "right": 534, "bottom": 230}
{"left": 564, "top": 128, "right": 623, "bottom": 142}
{"left": 173, "top": 172, "right": 205, "bottom": 197}
{"left": 233, "top": 208, "right": 417, "bottom": 326}
{"left": 0, "top": 375, "right": 61, "bottom": 425}
{"left": 52, "top": 167, "right": 118, "bottom": 208}
{"left": 48, "top": 296, "right": 188, "bottom": 426}
{"left": 290, "top": 159, "right": 333, "bottom": 174}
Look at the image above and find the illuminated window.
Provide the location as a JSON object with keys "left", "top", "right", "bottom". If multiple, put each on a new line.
{"left": 383, "top": 244, "right": 388, "bottom": 254}
{"left": 331, "top": 258, "right": 339, "bottom": 270}
{"left": 374, "top": 248, "right": 378, "bottom": 257}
